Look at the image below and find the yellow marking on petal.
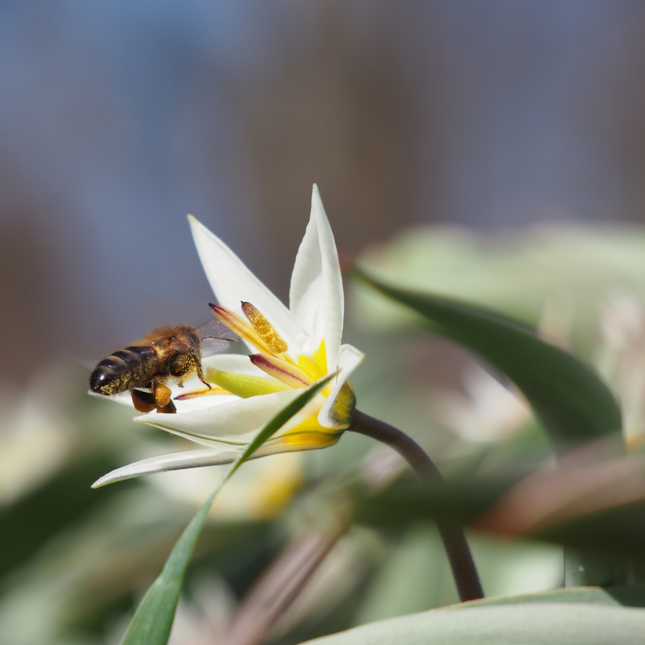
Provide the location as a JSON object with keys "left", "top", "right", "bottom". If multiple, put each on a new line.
{"left": 241, "top": 301, "right": 288, "bottom": 354}
{"left": 298, "top": 339, "right": 327, "bottom": 381}
{"left": 206, "top": 368, "right": 291, "bottom": 398}
{"left": 328, "top": 381, "right": 357, "bottom": 429}
{"left": 312, "top": 338, "right": 328, "bottom": 374}
{"left": 210, "top": 304, "right": 275, "bottom": 356}
{"left": 297, "top": 339, "right": 328, "bottom": 380}
{"left": 250, "top": 353, "right": 313, "bottom": 389}
{"left": 270, "top": 428, "right": 341, "bottom": 449}
{"left": 255, "top": 410, "right": 343, "bottom": 452}
{"left": 297, "top": 355, "right": 321, "bottom": 380}
{"left": 277, "top": 413, "right": 341, "bottom": 441}
{"left": 175, "top": 385, "right": 232, "bottom": 400}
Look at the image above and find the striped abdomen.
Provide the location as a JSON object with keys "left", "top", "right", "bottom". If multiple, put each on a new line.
{"left": 90, "top": 345, "right": 157, "bottom": 396}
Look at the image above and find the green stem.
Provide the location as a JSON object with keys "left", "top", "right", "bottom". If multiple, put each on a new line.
{"left": 348, "top": 410, "right": 484, "bottom": 602}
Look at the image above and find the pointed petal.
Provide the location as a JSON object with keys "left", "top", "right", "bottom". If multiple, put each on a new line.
{"left": 289, "top": 186, "right": 344, "bottom": 369}
{"left": 135, "top": 389, "right": 304, "bottom": 446}
{"left": 189, "top": 215, "right": 305, "bottom": 351}
{"left": 91, "top": 448, "right": 241, "bottom": 487}
{"left": 318, "top": 344, "right": 364, "bottom": 429}
{"left": 92, "top": 427, "right": 342, "bottom": 488}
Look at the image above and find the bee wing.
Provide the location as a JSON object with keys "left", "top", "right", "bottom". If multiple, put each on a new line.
{"left": 197, "top": 318, "right": 238, "bottom": 357}
{"left": 201, "top": 336, "right": 237, "bottom": 357}
{"left": 197, "top": 318, "right": 233, "bottom": 338}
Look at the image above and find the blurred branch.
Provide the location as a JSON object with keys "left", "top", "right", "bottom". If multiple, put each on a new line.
{"left": 348, "top": 409, "right": 484, "bottom": 602}
{"left": 221, "top": 525, "right": 346, "bottom": 645}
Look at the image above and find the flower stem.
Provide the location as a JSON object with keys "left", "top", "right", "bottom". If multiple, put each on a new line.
{"left": 348, "top": 409, "right": 484, "bottom": 602}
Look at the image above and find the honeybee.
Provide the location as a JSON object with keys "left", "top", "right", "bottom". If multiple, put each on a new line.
{"left": 90, "top": 323, "right": 215, "bottom": 414}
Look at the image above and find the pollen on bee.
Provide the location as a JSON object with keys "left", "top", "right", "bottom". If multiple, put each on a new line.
{"left": 241, "top": 301, "right": 288, "bottom": 354}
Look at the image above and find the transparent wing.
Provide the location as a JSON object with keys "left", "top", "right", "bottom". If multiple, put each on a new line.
{"left": 201, "top": 336, "right": 237, "bottom": 356}
{"left": 198, "top": 318, "right": 238, "bottom": 357}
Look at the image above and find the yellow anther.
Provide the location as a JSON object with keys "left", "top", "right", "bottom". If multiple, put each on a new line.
{"left": 210, "top": 304, "right": 275, "bottom": 356}
{"left": 241, "top": 301, "right": 288, "bottom": 355}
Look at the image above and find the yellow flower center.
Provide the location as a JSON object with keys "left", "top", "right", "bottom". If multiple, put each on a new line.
{"left": 177, "top": 302, "right": 355, "bottom": 434}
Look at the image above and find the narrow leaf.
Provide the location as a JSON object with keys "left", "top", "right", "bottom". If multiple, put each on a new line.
{"left": 353, "top": 267, "right": 622, "bottom": 450}
{"left": 120, "top": 373, "right": 336, "bottom": 645}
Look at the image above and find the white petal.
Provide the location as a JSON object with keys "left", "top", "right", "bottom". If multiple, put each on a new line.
{"left": 202, "top": 353, "right": 266, "bottom": 377}
{"left": 91, "top": 448, "right": 241, "bottom": 487}
{"left": 173, "top": 393, "right": 239, "bottom": 414}
{"left": 92, "top": 429, "right": 339, "bottom": 488}
{"left": 135, "top": 389, "right": 303, "bottom": 446}
{"left": 289, "top": 196, "right": 325, "bottom": 353}
{"left": 88, "top": 387, "right": 236, "bottom": 414}
{"left": 289, "top": 186, "right": 344, "bottom": 369}
{"left": 189, "top": 215, "right": 305, "bottom": 352}
{"left": 318, "top": 344, "right": 365, "bottom": 429}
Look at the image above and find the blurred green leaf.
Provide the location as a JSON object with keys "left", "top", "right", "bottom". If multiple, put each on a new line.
{"left": 353, "top": 267, "right": 622, "bottom": 451}
{"left": 301, "top": 601, "right": 645, "bottom": 645}
{"left": 468, "top": 584, "right": 645, "bottom": 608}
{"left": 354, "top": 451, "right": 645, "bottom": 561}
{"left": 120, "top": 373, "right": 335, "bottom": 645}
{"left": 355, "top": 477, "right": 509, "bottom": 527}
{"left": 353, "top": 526, "right": 457, "bottom": 623}
{"left": 353, "top": 226, "right": 645, "bottom": 344}
{"left": 0, "top": 452, "right": 137, "bottom": 580}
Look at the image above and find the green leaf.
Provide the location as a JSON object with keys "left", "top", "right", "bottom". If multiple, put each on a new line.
{"left": 467, "top": 584, "right": 645, "bottom": 608}
{"left": 353, "top": 267, "right": 622, "bottom": 450}
{"left": 301, "top": 602, "right": 645, "bottom": 645}
{"left": 354, "top": 459, "right": 645, "bottom": 561}
{"left": 354, "top": 477, "right": 508, "bottom": 528}
{"left": 120, "top": 373, "right": 336, "bottom": 645}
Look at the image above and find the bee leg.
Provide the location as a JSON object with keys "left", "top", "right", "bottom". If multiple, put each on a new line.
{"left": 131, "top": 389, "right": 157, "bottom": 413}
{"left": 195, "top": 357, "right": 212, "bottom": 390}
{"left": 158, "top": 399, "right": 177, "bottom": 414}
{"left": 152, "top": 382, "right": 176, "bottom": 413}
{"left": 153, "top": 382, "right": 173, "bottom": 409}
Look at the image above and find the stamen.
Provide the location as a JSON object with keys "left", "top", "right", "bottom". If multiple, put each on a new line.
{"left": 250, "top": 354, "right": 314, "bottom": 389}
{"left": 209, "top": 304, "right": 275, "bottom": 356}
{"left": 175, "top": 385, "right": 232, "bottom": 401}
{"left": 241, "top": 301, "right": 288, "bottom": 354}
{"left": 206, "top": 368, "right": 291, "bottom": 398}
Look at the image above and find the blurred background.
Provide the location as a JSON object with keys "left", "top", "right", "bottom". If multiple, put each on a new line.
{"left": 4, "top": 0, "right": 645, "bottom": 378}
{"left": 4, "top": 2, "right": 645, "bottom": 644}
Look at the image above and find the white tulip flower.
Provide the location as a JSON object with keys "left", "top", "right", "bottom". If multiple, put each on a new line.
{"left": 93, "top": 186, "right": 364, "bottom": 488}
